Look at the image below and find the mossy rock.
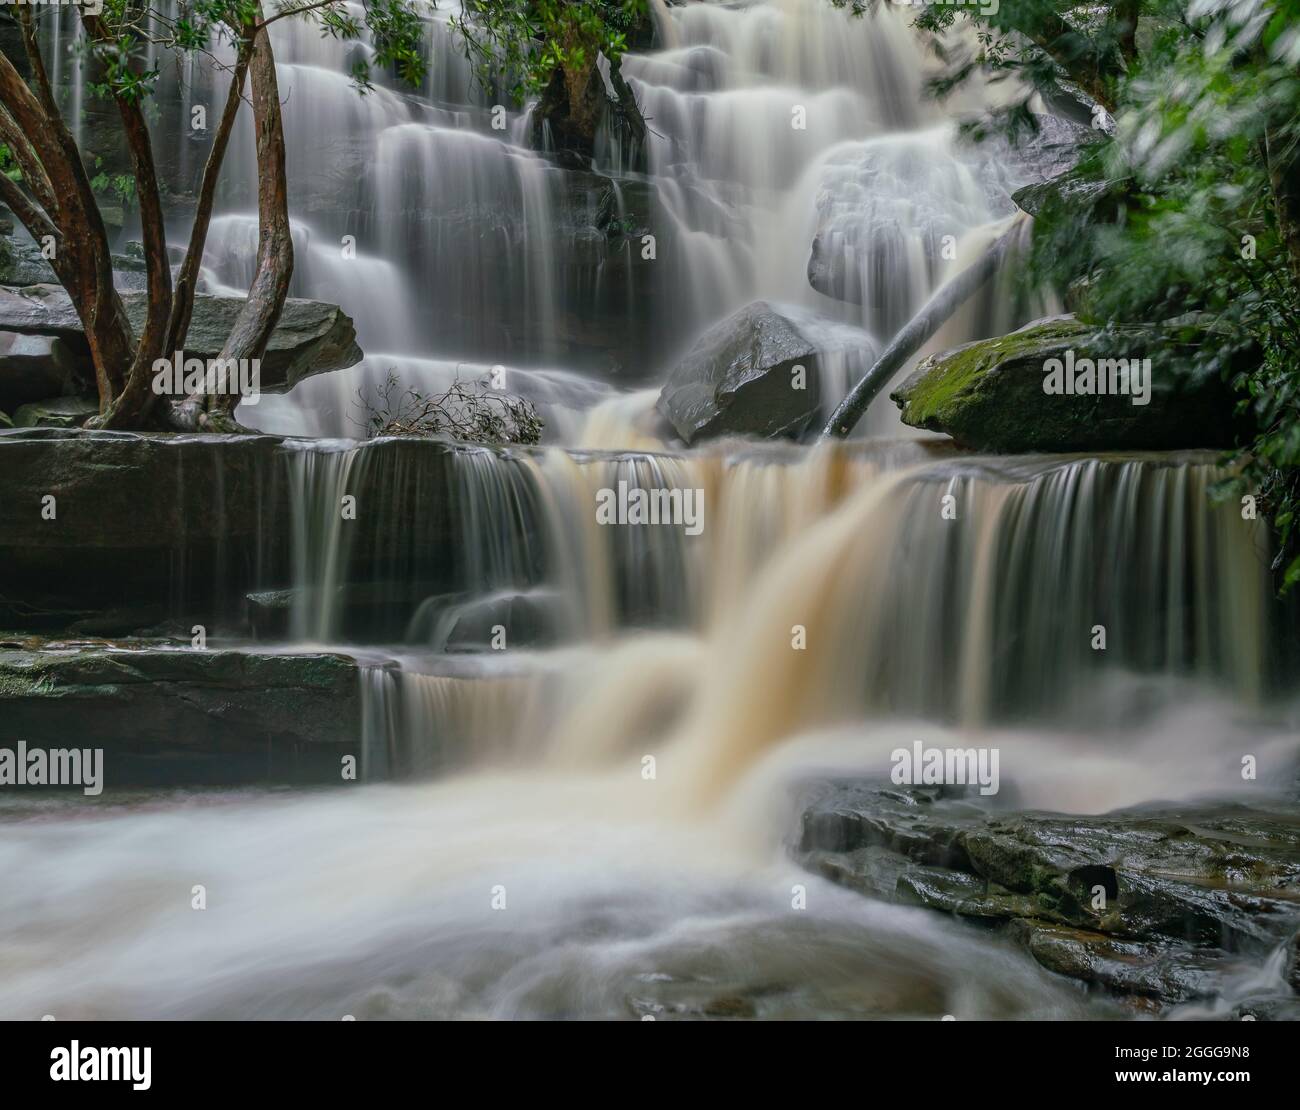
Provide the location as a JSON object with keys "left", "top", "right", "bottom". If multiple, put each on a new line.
{"left": 891, "top": 315, "right": 1242, "bottom": 452}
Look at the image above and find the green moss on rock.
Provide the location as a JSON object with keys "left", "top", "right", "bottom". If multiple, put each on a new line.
{"left": 891, "top": 315, "right": 1242, "bottom": 453}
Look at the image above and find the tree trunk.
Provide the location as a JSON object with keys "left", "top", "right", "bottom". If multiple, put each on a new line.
{"left": 176, "top": 11, "right": 294, "bottom": 432}
{"left": 166, "top": 43, "right": 253, "bottom": 357}
{"left": 86, "top": 16, "right": 174, "bottom": 429}
{"left": 0, "top": 45, "right": 134, "bottom": 406}
{"left": 821, "top": 217, "right": 1028, "bottom": 439}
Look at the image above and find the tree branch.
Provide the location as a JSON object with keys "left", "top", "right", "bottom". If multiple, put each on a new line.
{"left": 0, "top": 45, "right": 134, "bottom": 404}
{"left": 81, "top": 12, "right": 174, "bottom": 427}
{"left": 0, "top": 168, "right": 57, "bottom": 248}
{"left": 822, "top": 217, "right": 1029, "bottom": 439}
{"left": 165, "top": 36, "right": 253, "bottom": 356}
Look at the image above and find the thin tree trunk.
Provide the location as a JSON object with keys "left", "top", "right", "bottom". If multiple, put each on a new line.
{"left": 85, "top": 16, "right": 173, "bottom": 429}
{"left": 821, "top": 218, "right": 1027, "bottom": 439}
{"left": 178, "top": 10, "right": 293, "bottom": 431}
{"left": 166, "top": 43, "right": 253, "bottom": 356}
{"left": 1114, "top": 0, "right": 1140, "bottom": 66}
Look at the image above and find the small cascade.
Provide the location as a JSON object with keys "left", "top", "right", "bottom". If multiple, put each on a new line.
{"left": 280, "top": 439, "right": 1282, "bottom": 782}
{"left": 372, "top": 122, "right": 565, "bottom": 359}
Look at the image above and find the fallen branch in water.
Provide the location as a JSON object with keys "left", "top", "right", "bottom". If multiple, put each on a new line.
{"left": 821, "top": 215, "right": 1029, "bottom": 439}
{"left": 361, "top": 371, "right": 544, "bottom": 446}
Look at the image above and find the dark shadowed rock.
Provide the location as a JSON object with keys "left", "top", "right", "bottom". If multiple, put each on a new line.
{"left": 891, "top": 315, "right": 1242, "bottom": 452}
{"left": 0, "top": 283, "right": 363, "bottom": 392}
{"left": 1, "top": 233, "right": 155, "bottom": 292}
{"left": 0, "top": 640, "right": 366, "bottom": 785}
{"left": 1013, "top": 167, "right": 1126, "bottom": 220}
{"left": 0, "top": 331, "right": 78, "bottom": 411}
{"left": 12, "top": 395, "right": 100, "bottom": 429}
{"left": 657, "top": 301, "right": 826, "bottom": 443}
{"left": 0, "top": 429, "right": 535, "bottom": 638}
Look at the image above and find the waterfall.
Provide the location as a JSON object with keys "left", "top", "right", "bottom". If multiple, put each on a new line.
{"left": 51, "top": 0, "right": 1057, "bottom": 435}
{"left": 9, "top": 0, "right": 1295, "bottom": 1024}
{"left": 278, "top": 439, "right": 1281, "bottom": 781}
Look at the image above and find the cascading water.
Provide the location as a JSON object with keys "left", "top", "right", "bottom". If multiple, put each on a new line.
{"left": 5, "top": 0, "right": 1296, "bottom": 1022}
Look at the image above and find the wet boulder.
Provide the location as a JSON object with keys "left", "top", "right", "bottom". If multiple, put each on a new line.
{"left": 0, "top": 234, "right": 58, "bottom": 287}
{"left": 1, "top": 232, "right": 154, "bottom": 292}
{"left": 891, "top": 314, "right": 1241, "bottom": 452}
{"left": 414, "top": 589, "right": 566, "bottom": 651}
{"left": 657, "top": 300, "right": 836, "bottom": 444}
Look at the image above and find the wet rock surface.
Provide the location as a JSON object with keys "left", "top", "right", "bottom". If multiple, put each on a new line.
{"left": 0, "top": 639, "right": 366, "bottom": 784}
{"left": 797, "top": 779, "right": 1300, "bottom": 1010}
{"left": 657, "top": 300, "right": 826, "bottom": 444}
{"left": 0, "top": 283, "right": 362, "bottom": 393}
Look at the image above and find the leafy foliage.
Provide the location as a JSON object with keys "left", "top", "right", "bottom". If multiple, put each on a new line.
{"left": 452, "top": 0, "right": 647, "bottom": 103}
{"left": 81, "top": 1, "right": 428, "bottom": 100}
{"left": 873, "top": 0, "right": 1300, "bottom": 590}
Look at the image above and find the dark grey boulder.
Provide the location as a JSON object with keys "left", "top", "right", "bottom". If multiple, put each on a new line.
{"left": 1013, "top": 168, "right": 1126, "bottom": 220}
{"left": 0, "top": 235, "right": 57, "bottom": 287}
{"left": 658, "top": 300, "right": 847, "bottom": 444}
{"left": 12, "top": 394, "right": 100, "bottom": 429}
{"left": 1, "top": 233, "right": 153, "bottom": 291}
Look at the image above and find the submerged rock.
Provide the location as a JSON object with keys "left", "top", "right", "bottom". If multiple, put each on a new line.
{"left": 658, "top": 300, "right": 847, "bottom": 444}
{"left": 0, "top": 640, "right": 365, "bottom": 785}
{"left": 891, "top": 315, "right": 1240, "bottom": 452}
{"left": 798, "top": 780, "right": 1300, "bottom": 1008}
{"left": 0, "top": 283, "right": 363, "bottom": 393}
